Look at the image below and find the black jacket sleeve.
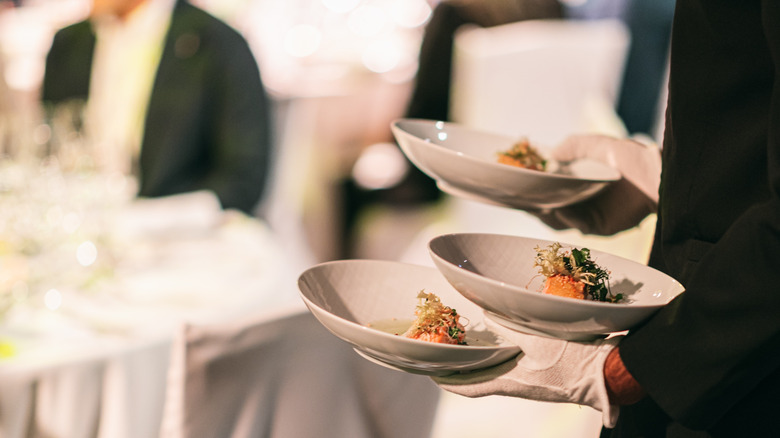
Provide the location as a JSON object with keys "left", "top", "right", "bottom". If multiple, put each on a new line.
{"left": 618, "top": 0, "right": 780, "bottom": 432}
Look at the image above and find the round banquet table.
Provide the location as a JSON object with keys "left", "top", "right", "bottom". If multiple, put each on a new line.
{"left": 0, "top": 190, "right": 304, "bottom": 438}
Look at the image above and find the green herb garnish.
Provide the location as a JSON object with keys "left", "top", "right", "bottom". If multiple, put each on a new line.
{"left": 534, "top": 243, "right": 623, "bottom": 303}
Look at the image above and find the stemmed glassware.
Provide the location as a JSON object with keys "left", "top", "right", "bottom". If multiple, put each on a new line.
{"left": 0, "top": 99, "right": 136, "bottom": 319}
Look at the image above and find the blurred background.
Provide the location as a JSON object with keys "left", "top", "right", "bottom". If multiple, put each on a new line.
{"left": 0, "top": 0, "right": 673, "bottom": 266}
{"left": 0, "top": 0, "right": 674, "bottom": 436}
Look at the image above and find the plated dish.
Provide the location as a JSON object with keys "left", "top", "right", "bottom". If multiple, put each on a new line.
{"left": 297, "top": 259, "right": 521, "bottom": 376}
{"left": 428, "top": 233, "right": 685, "bottom": 340}
{"left": 391, "top": 118, "right": 621, "bottom": 210}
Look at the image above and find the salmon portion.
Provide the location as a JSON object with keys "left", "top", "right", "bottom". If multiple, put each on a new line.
{"left": 542, "top": 274, "right": 585, "bottom": 300}
{"left": 497, "top": 154, "right": 528, "bottom": 168}
{"left": 497, "top": 139, "right": 546, "bottom": 171}
{"left": 403, "top": 291, "right": 467, "bottom": 345}
{"left": 410, "top": 320, "right": 466, "bottom": 345}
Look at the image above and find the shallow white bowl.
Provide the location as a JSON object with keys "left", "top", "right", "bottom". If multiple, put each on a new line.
{"left": 428, "top": 233, "right": 685, "bottom": 340}
{"left": 297, "top": 259, "right": 521, "bottom": 376}
{"left": 391, "top": 118, "right": 621, "bottom": 209}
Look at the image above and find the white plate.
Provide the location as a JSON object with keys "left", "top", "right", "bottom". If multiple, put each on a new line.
{"left": 428, "top": 233, "right": 685, "bottom": 340}
{"left": 391, "top": 119, "right": 621, "bottom": 209}
{"left": 297, "top": 259, "right": 521, "bottom": 376}
{"left": 437, "top": 181, "right": 515, "bottom": 209}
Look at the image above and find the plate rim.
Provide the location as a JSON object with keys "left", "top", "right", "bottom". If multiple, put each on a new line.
{"left": 391, "top": 118, "right": 622, "bottom": 184}
{"left": 297, "top": 259, "right": 525, "bottom": 351}
{"left": 427, "top": 232, "right": 685, "bottom": 310}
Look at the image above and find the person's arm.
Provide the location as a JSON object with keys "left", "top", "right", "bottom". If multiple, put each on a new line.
{"left": 202, "top": 26, "right": 271, "bottom": 214}
{"left": 616, "top": 1, "right": 780, "bottom": 429}
{"left": 41, "top": 21, "right": 95, "bottom": 104}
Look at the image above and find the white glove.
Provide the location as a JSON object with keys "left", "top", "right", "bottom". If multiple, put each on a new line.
{"left": 433, "top": 319, "right": 622, "bottom": 428}
{"left": 554, "top": 134, "right": 662, "bottom": 203}
{"left": 533, "top": 134, "right": 662, "bottom": 235}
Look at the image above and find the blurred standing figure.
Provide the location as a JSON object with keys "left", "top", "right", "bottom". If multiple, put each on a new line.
{"left": 615, "top": 0, "right": 675, "bottom": 137}
{"left": 406, "top": 0, "right": 564, "bottom": 122}
{"left": 42, "top": 0, "right": 271, "bottom": 214}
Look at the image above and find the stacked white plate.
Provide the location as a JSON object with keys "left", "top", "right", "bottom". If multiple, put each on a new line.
{"left": 295, "top": 120, "right": 682, "bottom": 375}
{"left": 298, "top": 259, "right": 521, "bottom": 376}
{"left": 428, "top": 233, "right": 684, "bottom": 341}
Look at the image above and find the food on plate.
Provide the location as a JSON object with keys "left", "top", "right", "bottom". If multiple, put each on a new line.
{"left": 534, "top": 242, "right": 623, "bottom": 303}
{"left": 402, "top": 290, "right": 467, "bottom": 345}
{"left": 497, "top": 138, "right": 547, "bottom": 171}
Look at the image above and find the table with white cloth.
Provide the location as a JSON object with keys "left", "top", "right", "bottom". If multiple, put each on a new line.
{"left": 0, "top": 167, "right": 304, "bottom": 438}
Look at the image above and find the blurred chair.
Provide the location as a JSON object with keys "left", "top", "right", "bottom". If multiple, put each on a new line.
{"left": 450, "top": 18, "right": 630, "bottom": 146}
{"left": 160, "top": 306, "right": 440, "bottom": 438}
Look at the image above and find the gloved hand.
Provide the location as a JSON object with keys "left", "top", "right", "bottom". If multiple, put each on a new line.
{"left": 433, "top": 319, "right": 622, "bottom": 428}
{"left": 534, "top": 134, "right": 662, "bottom": 235}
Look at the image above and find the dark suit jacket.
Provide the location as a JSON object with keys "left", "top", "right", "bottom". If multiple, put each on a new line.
{"left": 603, "top": 1, "right": 780, "bottom": 436}
{"left": 42, "top": 0, "right": 271, "bottom": 214}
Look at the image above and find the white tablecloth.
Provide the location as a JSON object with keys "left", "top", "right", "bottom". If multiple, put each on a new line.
{"left": 0, "top": 191, "right": 303, "bottom": 438}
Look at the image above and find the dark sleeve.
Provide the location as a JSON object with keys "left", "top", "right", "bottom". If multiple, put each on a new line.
{"left": 41, "top": 21, "right": 95, "bottom": 104}
{"left": 618, "top": 0, "right": 780, "bottom": 430}
{"left": 404, "top": 2, "right": 468, "bottom": 121}
{"left": 200, "top": 25, "right": 271, "bottom": 214}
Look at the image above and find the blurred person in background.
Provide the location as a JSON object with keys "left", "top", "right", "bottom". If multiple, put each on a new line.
{"left": 614, "top": 0, "right": 675, "bottom": 138}
{"left": 561, "top": 0, "right": 675, "bottom": 138}
{"left": 41, "top": 0, "right": 271, "bottom": 214}
{"left": 406, "top": 0, "right": 565, "bottom": 123}
{"left": 435, "top": 1, "right": 780, "bottom": 436}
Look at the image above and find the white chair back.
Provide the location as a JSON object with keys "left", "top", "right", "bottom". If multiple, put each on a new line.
{"left": 450, "top": 19, "right": 630, "bottom": 146}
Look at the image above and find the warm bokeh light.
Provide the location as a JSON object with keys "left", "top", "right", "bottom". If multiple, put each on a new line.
{"left": 361, "top": 37, "right": 402, "bottom": 73}
{"left": 76, "top": 240, "right": 98, "bottom": 267}
{"left": 348, "top": 5, "right": 388, "bottom": 38}
{"left": 44, "top": 288, "right": 62, "bottom": 310}
{"left": 391, "top": 0, "right": 432, "bottom": 28}
{"left": 351, "top": 142, "right": 408, "bottom": 190}
{"left": 321, "top": 0, "right": 361, "bottom": 14}
{"left": 283, "top": 24, "right": 322, "bottom": 58}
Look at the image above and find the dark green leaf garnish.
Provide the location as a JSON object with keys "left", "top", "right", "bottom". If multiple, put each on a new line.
{"left": 534, "top": 243, "right": 622, "bottom": 303}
